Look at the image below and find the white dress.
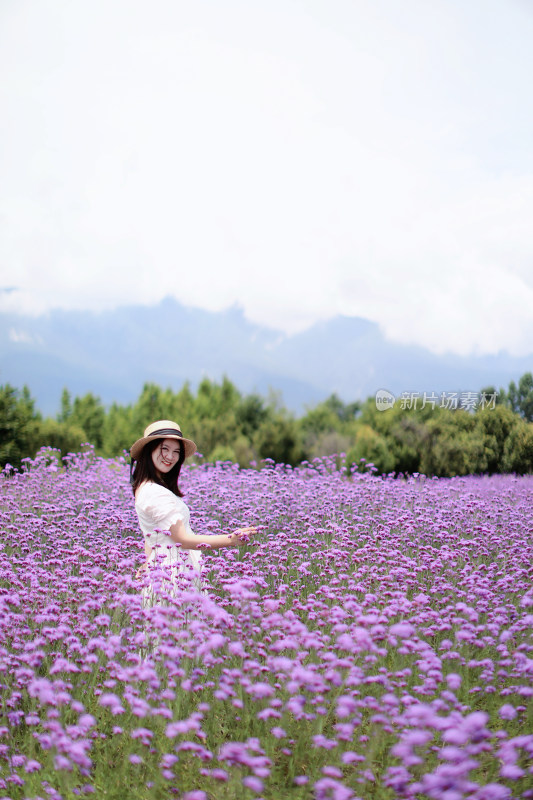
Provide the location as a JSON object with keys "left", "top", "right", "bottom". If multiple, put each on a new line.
{"left": 135, "top": 481, "right": 204, "bottom": 604}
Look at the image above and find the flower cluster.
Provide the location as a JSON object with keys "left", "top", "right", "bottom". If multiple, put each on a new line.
{"left": 0, "top": 447, "right": 532, "bottom": 799}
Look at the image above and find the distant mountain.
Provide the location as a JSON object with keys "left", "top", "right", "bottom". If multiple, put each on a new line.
{"left": 0, "top": 297, "right": 531, "bottom": 415}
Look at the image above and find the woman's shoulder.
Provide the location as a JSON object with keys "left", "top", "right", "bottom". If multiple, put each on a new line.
{"left": 135, "top": 481, "right": 185, "bottom": 504}
{"left": 135, "top": 481, "right": 171, "bottom": 501}
{"left": 134, "top": 481, "right": 189, "bottom": 524}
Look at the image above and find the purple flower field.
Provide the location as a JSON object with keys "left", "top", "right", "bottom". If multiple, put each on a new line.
{"left": 1, "top": 448, "right": 532, "bottom": 800}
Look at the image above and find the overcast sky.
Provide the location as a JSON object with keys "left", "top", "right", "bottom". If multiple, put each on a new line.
{"left": 1, "top": 0, "right": 532, "bottom": 356}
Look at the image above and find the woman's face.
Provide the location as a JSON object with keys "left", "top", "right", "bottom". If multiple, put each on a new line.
{"left": 152, "top": 438, "right": 181, "bottom": 474}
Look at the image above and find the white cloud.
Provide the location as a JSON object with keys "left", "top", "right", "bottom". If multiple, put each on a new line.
{"left": 1, "top": 0, "right": 532, "bottom": 354}
{"left": 8, "top": 327, "right": 43, "bottom": 345}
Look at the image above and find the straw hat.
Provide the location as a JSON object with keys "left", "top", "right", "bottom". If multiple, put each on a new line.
{"left": 130, "top": 420, "right": 197, "bottom": 461}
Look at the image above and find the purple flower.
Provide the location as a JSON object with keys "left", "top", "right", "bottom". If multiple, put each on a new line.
{"left": 500, "top": 764, "right": 525, "bottom": 779}
{"left": 314, "top": 777, "right": 355, "bottom": 800}
{"left": 475, "top": 784, "right": 511, "bottom": 799}
{"left": 210, "top": 768, "right": 229, "bottom": 781}
{"left": 498, "top": 704, "right": 517, "bottom": 720}
{"left": 98, "top": 693, "right": 125, "bottom": 715}
{"left": 390, "top": 622, "right": 415, "bottom": 638}
{"left": 446, "top": 673, "right": 462, "bottom": 690}
{"left": 54, "top": 754, "right": 72, "bottom": 771}
{"left": 131, "top": 727, "right": 153, "bottom": 745}
{"left": 312, "top": 735, "right": 338, "bottom": 750}
{"left": 3, "top": 447, "right": 533, "bottom": 800}
{"left": 322, "top": 766, "right": 343, "bottom": 778}
{"left": 242, "top": 776, "right": 264, "bottom": 792}
{"left": 166, "top": 717, "right": 200, "bottom": 737}
{"left": 341, "top": 752, "right": 364, "bottom": 764}
{"left": 247, "top": 682, "right": 275, "bottom": 699}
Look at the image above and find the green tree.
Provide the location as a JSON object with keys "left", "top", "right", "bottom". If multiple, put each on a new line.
{"left": 321, "top": 393, "right": 361, "bottom": 423}
{"left": 306, "top": 431, "right": 353, "bottom": 462}
{"left": 507, "top": 372, "right": 533, "bottom": 422}
{"left": 193, "top": 413, "right": 240, "bottom": 459}
{"left": 33, "top": 419, "right": 87, "bottom": 458}
{"left": 474, "top": 405, "right": 518, "bottom": 473}
{"left": 208, "top": 444, "right": 238, "bottom": 463}
{"left": 169, "top": 382, "right": 196, "bottom": 432}
{"left": 57, "top": 387, "right": 72, "bottom": 423}
{"left": 0, "top": 384, "right": 41, "bottom": 468}
{"left": 422, "top": 426, "right": 488, "bottom": 477}
{"left": 502, "top": 421, "right": 533, "bottom": 474}
{"left": 233, "top": 434, "right": 255, "bottom": 467}
{"left": 132, "top": 383, "right": 169, "bottom": 432}
{"left": 253, "top": 416, "right": 304, "bottom": 466}
{"left": 346, "top": 424, "right": 395, "bottom": 473}
{"left": 300, "top": 404, "right": 341, "bottom": 436}
{"left": 101, "top": 403, "right": 135, "bottom": 458}
{"left": 387, "top": 416, "right": 430, "bottom": 474}
{"left": 70, "top": 393, "right": 105, "bottom": 450}
{"left": 479, "top": 385, "right": 505, "bottom": 407}
{"left": 194, "top": 376, "right": 241, "bottom": 420}
{"left": 235, "top": 394, "right": 269, "bottom": 439}
{"left": 185, "top": 378, "right": 242, "bottom": 458}
{"left": 299, "top": 394, "right": 361, "bottom": 461}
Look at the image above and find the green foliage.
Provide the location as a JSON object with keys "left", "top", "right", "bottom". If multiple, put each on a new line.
{"left": 195, "top": 375, "right": 241, "bottom": 420}
{"left": 57, "top": 387, "right": 72, "bottom": 423}
{"left": 300, "top": 403, "right": 341, "bottom": 436}
{"left": 301, "top": 394, "right": 361, "bottom": 463}
{"left": 422, "top": 415, "right": 488, "bottom": 477}
{"left": 101, "top": 403, "right": 136, "bottom": 458}
{"left": 235, "top": 393, "right": 270, "bottom": 439}
{"left": 0, "top": 384, "right": 41, "bottom": 469}
{"left": 208, "top": 443, "right": 238, "bottom": 463}
{"left": 253, "top": 415, "right": 304, "bottom": 465}
{"left": 502, "top": 420, "right": 533, "bottom": 473}
{"left": 193, "top": 413, "right": 239, "bottom": 460}
{"left": 32, "top": 418, "right": 87, "bottom": 456}
{"left": 131, "top": 383, "right": 172, "bottom": 432}
{"left": 346, "top": 424, "right": 395, "bottom": 473}
{"left": 231, "top": 434, "right": 255, "bottom": 467}
{"left": 507, "top": 371, "right": 533, "bottom": 421}
{"left": 479, "top": 385, "right": 505, "bottom": 407}
{"left": 321, "top": 392, "right": 361, "bottom": 422}
{"left": 300, "top": 393, "right": 359, "bottom": 435}
{"left": 3, "top": 372, "right": 533, "bottom": 476}
{"left": 473, "top": 405, "right": 518, "bottom": 473}
{"left": 71, "top": 392, "right": 105, "bottom": 449}
{"left": 307, "top": 431, "right": 353, "bottom": 461}
{"left": 387, "top": 416, "right": 430, "bottom": 474}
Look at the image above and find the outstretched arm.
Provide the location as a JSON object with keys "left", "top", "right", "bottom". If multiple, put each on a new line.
{"left": 169, "top": 519, "right": 256, "bottom": 550}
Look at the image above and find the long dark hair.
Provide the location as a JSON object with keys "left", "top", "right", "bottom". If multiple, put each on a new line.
{"left": 131, "top": 438, "right": 185, "bottom": 498}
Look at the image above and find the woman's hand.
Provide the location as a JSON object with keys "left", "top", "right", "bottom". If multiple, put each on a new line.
{"left": 231, "top": 526, "right": 258, "bottom": 543}
{"left": 135, "top": 561, "right": 149, "bottom": 580}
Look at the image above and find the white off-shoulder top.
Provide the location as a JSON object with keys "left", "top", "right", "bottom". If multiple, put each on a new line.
{"left": 134, "top": 481, "right": 202, "bottom": 574}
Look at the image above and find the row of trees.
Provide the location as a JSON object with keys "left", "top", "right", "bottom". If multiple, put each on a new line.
{"left": 2, "top": 373, "right": 533, "bottom": 476}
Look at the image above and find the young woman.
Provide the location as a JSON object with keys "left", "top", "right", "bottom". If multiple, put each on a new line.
{"left": 130, "top": 420, "right": 256, "bottom": 603}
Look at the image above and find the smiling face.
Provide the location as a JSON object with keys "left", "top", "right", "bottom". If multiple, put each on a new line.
{"left": 151, "top": 438, "right": 181, "bottom": 475}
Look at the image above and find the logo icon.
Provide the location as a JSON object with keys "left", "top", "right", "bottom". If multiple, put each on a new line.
{"left": 375, "top": 389, "right": 396, "bottom": 412}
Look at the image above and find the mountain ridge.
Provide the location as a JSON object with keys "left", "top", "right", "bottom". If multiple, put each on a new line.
{"left": 1, "top": 297, "right": 531, "bottom": 415}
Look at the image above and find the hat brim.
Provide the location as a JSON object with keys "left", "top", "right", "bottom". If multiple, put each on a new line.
{"left": 130, "top": 433, "right": 197, "bottom": 461}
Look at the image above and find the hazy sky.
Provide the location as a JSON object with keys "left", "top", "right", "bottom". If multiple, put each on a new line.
{"left": 1, "top": 0, "right": 532, "bottom": 356}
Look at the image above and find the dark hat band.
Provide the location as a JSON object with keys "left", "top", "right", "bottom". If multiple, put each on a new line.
{"left": 148, "top": 428, "right": 183, "bottom": 438}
